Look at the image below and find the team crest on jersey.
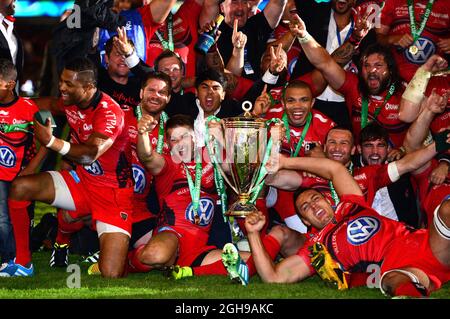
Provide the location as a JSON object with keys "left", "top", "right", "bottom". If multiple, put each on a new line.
{"left": 185, "top": 198, "right": 214, "bottom": 227}
{"left": 404, "top": 37, "right": 436, "bottom": 65}
{"left": 0, "top": 146, "right": 16, "bottom": 168}
{"left": 347, "top": 216, "right": 380, "bottom": 246}
{"left": 132, "top": 164, "right": 146, "bottom": 194}
{"left": 83, "top": 160, "right": 104, "bottom": 176}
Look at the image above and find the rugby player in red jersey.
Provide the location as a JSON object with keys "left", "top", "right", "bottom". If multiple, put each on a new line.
{"left": 0, "top": 58, "right": 133, "bottom": 278}
{"left": 246, "top": 152, "right": 450, "bottom": 297}
{"left": 290, "top": 14, "right": 410, "bottom": 152}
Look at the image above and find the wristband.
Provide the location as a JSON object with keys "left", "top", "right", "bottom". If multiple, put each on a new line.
{"left": 402, "top": 66, "right": 431, "bottom": 105}
{"left": 297, "top": 32, "right": 312, "bottom": 44}
{"left": 124, "top": 50, "right": 139, "bottom": 68}
{"left": 46, "top": 135, "right": 56, "bottom": 148}
{"left": 59, "top": 140, "right": 71, "bottom": 156}
{"left": 262, "top": 69, "right": 279, "bottom": 84}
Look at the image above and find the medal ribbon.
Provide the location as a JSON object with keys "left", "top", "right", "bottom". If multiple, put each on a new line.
{"left": 282, "top": 112, "right": 312, "bottom": 157}
{"left": 407, "top": 0, "right": 435, "bottom": 44}
{"left": 184, "top": 153, "right": 203, "bottom": 220}
{"left": 361, "top": 83, "right": 396, "bottom": 129}
{"left": 135, "top": 106, "right": 168, "bottom": 154}
{"left": 155, "top": 13, "right": 174, "bottom": 52}
{"left": 329, "top": 162, "right": 353, "bottom": 207}
{"left": 205, "top": 115, "right": 228, "bottom": 221}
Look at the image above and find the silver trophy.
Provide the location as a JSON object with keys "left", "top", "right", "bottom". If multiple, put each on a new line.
{"left": 207, "top": 101, "right": 280, "bottom": 217}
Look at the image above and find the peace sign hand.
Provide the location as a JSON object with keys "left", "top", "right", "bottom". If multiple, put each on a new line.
{"left": 114, "top": 26, "right": 134, "bottom": 56}
{"left": 269, "top": 44, "right": 286, "bottom": 74}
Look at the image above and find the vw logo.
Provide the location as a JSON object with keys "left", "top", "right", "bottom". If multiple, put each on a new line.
{"left": 404, "top": 37, "right": 436, "bottom": 65}
{"left": 132, "top": 164, "right": 146, "bottom": 194}
{"left": 347, "top": 216, "right": 380, "bottom": 245}
{"left": 83, "top": 160, "right": 104, "bottom": 176}
{"left": 0, "top": 146, "right": 16, "bottom": 168}
{"left": 185, "top": 198, "right": 215, "bottom": 226}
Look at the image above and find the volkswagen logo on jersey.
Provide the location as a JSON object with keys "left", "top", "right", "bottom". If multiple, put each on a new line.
{"left": 132, "top": 164, "right": 146, "bottom": 194}
{"left": 0, "top": 146, "right": 16, "bottom": 168}
{"left": 347, "top": 216, "right": 380, "bottom": 245}
{"left": 83, "top": 160, "right": 104, "bottom": 176}
{"left": 404, "top": 37, "right": 436, "bottom": 65}
{"left": 185, "top": 198, "right": 215, "bottom": 227}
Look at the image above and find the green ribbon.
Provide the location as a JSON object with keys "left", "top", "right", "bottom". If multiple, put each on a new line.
{"left": 282, "top": 112, "right": 312, "bottom": 157}
{"left": 205, "top": 116, "right": 228, "bottom": 221}
{"left": 184, "top": 153, "right": 203, "bottom": 223}
{"left": 135, "top": 106, "right": 168, "bottom": 154}
{"left": 248, "top": 118, "right": 282, "bottom": 204}
{"left": 155, "top": 13, "right": 174, "bottom": 52}
{"left": 361, "top": 83, "right": 396, "bottom": 129}
{"left": 328, "top": 162, "right": 353, "bottom": 207}
{"left": 156, "top": 112, "right": 168, "bottom": 154}
{"left": 407, "top": 0, "right": 435, "bottom": 44}
{"left": 0, "top": 122, "right": 34, "bottom": 133}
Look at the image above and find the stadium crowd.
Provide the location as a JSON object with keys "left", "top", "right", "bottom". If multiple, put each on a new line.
{"left": 0, "top": 0, "right": 449, "bottom": 298}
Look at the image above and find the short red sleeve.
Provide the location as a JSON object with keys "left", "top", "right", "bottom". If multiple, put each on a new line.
{"left": 336, "top": 71, "right": 359, "bottom": 115}
{"left": 92, "top": 104, "right": 124, "bottom": 141}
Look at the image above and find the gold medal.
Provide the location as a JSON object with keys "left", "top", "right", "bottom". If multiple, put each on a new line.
{"left": 409, "top": 45, "right": 419, "bottom": 55}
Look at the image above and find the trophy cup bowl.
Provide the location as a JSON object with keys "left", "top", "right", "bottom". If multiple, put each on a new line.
{"left": 222, "top": 116, "right": 267, "bottom": 217}
{"left": 207, "top": 101, "right": 274, "bottom": 218}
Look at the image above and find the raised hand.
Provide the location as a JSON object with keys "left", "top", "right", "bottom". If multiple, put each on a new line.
{"left": 232, "top": 18, "right": 247, "bottom": 50}
{"left": 253, "top": 84, "right": 271, "bottom": 116}
{"left": 392, "top": 34, "right": 414, "bottom": 49}
{"left": 269, "top": 44, "right": 286, "bottom": 74}
{"left": 423, "top": 88, "right": 449, "bottom": 115}
{"left": 288, "top": 13, "right": 307, "bottom": 38}
{"left": 199, "top": 19, "right": 222, "bottom": 43}
{"left": 244, "top": 211, "right": 267, "bottom": 234}
{"left": 421, "top": 54, "right": 449, "bottom": 73}
{"left": 352, "top": 5, "right": 373, "bottom": 41}
{"left": 138, "top": 114, "right": 158, "bottom": 135}
{"left": 113, "top": 26, "right": 134, "bottom": 56}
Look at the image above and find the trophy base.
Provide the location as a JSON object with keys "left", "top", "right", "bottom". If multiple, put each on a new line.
{"left": 225, "top": 201, "right": 258, "bottom": 218}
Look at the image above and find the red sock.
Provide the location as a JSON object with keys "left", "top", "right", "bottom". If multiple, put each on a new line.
{"left": 192, "top": 259, "right": 228, "bottom": 276}
{"left": 126, "top": 244, "right": 152, "bottom": 273}
{"left": 394, "top": 281, "right": 430, "bottom": 297}
{"left": 246, "top": 234, "right": 281, "bottom": 277}
{"left": 8, "top": 199, "right": 32, "bottom": 265}
{"left": 56, "top": 210, "right": 84, "bottom": 245}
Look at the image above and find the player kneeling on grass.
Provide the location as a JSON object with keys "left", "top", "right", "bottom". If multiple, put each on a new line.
{"left": 124, "top": 115, "right": 256, "bottom": 284}
{"left": 245, "top": 143, "right": 450, "bottom": 297}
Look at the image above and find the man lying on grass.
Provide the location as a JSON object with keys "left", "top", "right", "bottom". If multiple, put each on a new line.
{"left": 243, "top": 151, "right": 450, "bottom": 298}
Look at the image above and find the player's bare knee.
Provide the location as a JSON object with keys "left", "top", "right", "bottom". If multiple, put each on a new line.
{"left": 139, "top": 243, "right": 171, "bottom": 267}
{"left": 99, "top": 263, "right": 123, "bottom": 279}
{"left": 9, "top": 177, "right": 32, "bottom": 200}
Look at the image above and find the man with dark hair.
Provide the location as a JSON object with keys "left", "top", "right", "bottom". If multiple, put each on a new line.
{"left": 290, "top": 14, "right": 410, "bottom": 156}
{"left": 0, "top": 57, "right": 134, "bottom": 278}
{"left": 267, "top": 123, "right": 437, "bottom": 228}
{"left": 99, "top": 35, "right": 141, "bottom": 110}
{"left": 125, "top": 113, "right": 251, "bottom": 282}
{"left": 243, "top": 152, "right": 450, "bottom": 298}
{"left": 0, "top": 59, "right": 47, "bottom": 267}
